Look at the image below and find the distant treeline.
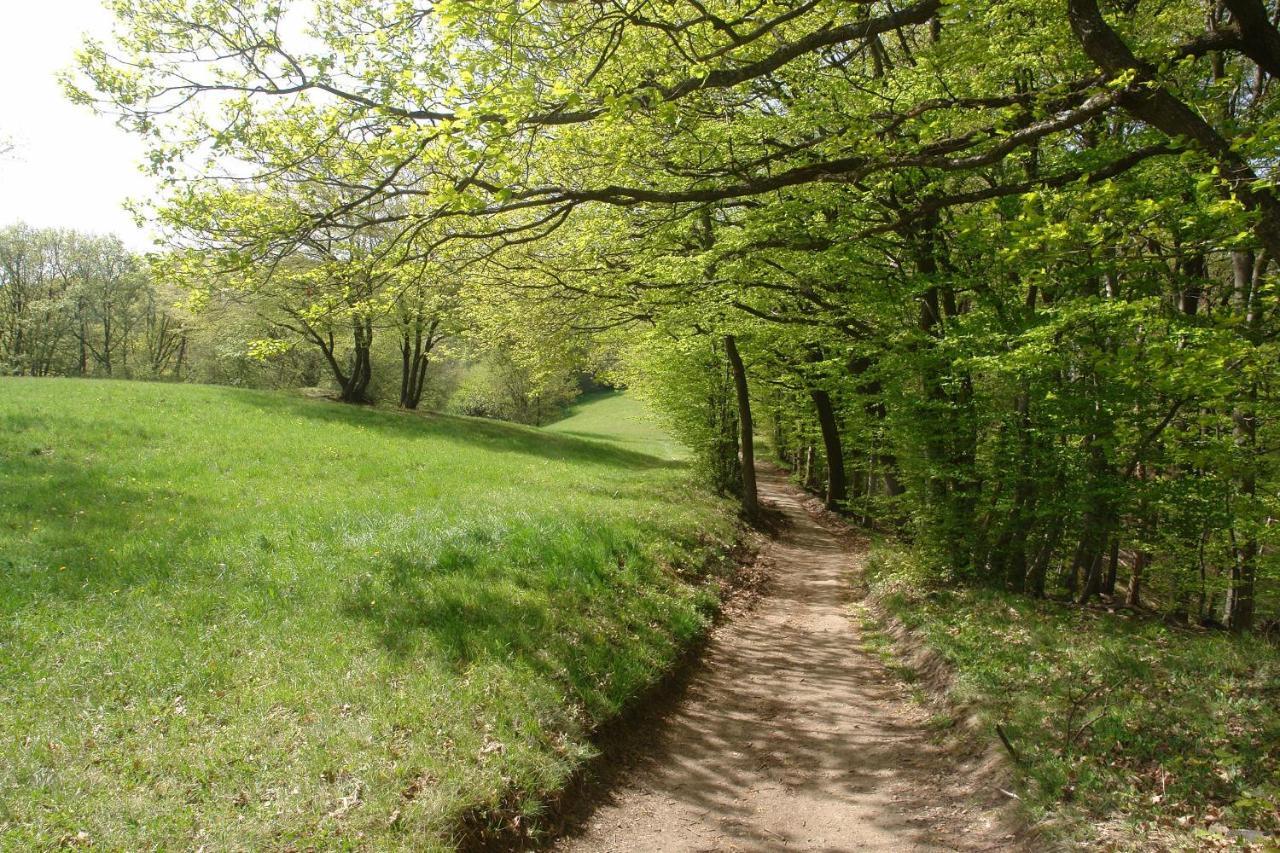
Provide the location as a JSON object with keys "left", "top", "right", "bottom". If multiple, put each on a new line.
{"left": 0, "top": 223, "right": 585, "bottom": 425}
{"left": 0, "top": 224, "right": 187, "bottom": 379}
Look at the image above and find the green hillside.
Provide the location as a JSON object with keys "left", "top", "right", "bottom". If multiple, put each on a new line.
{"left": 0, "top": 378, "right": 736, "bottom": 849}
{"left": 545, "top": 390, "right": 687, "bottom": 461}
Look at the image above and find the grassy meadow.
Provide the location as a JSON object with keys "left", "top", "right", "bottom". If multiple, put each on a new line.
{"left": 0, "top": 378, "right": 736, "bottom": 849}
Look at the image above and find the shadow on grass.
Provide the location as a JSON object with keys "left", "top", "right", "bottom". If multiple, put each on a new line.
{"left": 548, "top": 429, "right": 648, "bottom": 447}
{"left": 0, "top": 383, "right": 676, "bottom": 614}
{"left": 338, "top": 516, "right": 711, "bottom": 718}
{"left": 0, "top": 446, "right": 207, "bottom": 618}
{"left": 243, "top": 392, "right": 683, "bottom": 472}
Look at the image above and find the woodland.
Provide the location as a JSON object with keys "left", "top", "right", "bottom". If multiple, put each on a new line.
{"left": 3, "top": 0, "right": 1280, "bottom": 846}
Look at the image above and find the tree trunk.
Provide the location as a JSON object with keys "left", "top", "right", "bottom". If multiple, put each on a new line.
{"left": 1226, "top": 249, "right": 1261, "bottom": 631}
{"left": 1075, "top": 500, "right": 1116, "bottom": 605}
{"left": 313, "top": 328, "right": 350, "bottom": 394}
{"left": 810, "top": 388, "right": 847, "bottom": 511}
{"left": 78, "top": 304, "right": 89, "bottom": 375}
{"left": 1027, "top": 524, "right": 1062, "bottom": 599}
{"left": 399, "top": 317, "right": 438, "bottom": 409}
{"left": 399, "top": 326, "right": 413, "bottom": 407}
{"left": 1103, "top": 536, "right": 1119, "bottom": 597}
{"left": 913, "top": 217, "right": 975, "bottom": 573}
{"left": 338, "top": 317, "right": 374, "bottom": 404}
{"left": 101, "top": 308, "right": 113, "bottom": 376}
{"left": 724, "top": 334, "right": 758, "bottom": 517}
{"left": 1127, "top": 551, "right": 1146, "bottom": 608}
{"left": 1078, "top": 546, "right": 1107, "bottom": 605}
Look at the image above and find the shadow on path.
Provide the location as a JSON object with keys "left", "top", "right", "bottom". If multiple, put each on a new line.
{"left": 546, "top": 468, "right": 1017, "bottom": 852}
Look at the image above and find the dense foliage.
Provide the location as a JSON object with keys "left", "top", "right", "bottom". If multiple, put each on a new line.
{"left": 0, "top": 225, "right": 186, "bottom": 379}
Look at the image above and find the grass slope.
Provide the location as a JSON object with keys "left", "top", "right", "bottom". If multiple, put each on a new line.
{"left": 0, "top": 378, "right": 736, "bottom": 849}
{"left": 864, "top": 546, "right": 1280, "bottom": 848}
{"left": 545, "top": 390, "right": 686, "bottom": 462}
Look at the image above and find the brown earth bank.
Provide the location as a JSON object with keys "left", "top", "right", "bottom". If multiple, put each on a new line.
{"left": 543, "top": 467, "right": 1023, "bottom": 853}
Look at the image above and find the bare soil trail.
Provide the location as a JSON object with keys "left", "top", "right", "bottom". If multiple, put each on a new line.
{"left": 551, "top": 467, "right": 1017, "bottom": 852}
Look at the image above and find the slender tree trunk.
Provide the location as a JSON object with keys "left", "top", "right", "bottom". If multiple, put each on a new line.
{"left": 338, "top": 317, "right": 374, "bottom": 404}
{"left": 1227, "top": 386, "right": 1259, "bottom": 632}
{"left": 1127, "top": 551, "right": 1146, "bottom": 608}
{"left": 1103, "top": 536, "right": 1119, "bottom": 597}
{"left": 1078, "top": 547, "right": 1107, "bottom": 605}
{"left": 1226, "top": 249, "right": 1261, "bottom": 631}
{"left": 400, "top": 317, "right": 440, "bottom": 409}
{"left": 1075, "top": 504, "right": 1116, "bottom": 604}
{"left": 1027, "top": 524, "right": 1062, "bottom": 599}
{"left": 399, "top": 324, "right": 413, "bottom": 407}
{"left": 101, "top": 308, "right": 113, "bottom": 376}
{"left": 313, "top": 327, "right": 350, "bottom": 394}
{"left": 913, "top": 217, "right": 974, "bottom": 572}
{"left": 810, "top": 388, "right": 847, "bottom": 511}
{"left": 400, "top": 326, "right": 424, "bottom": 409}
{"left": 1123, "top": 464, "right": 1152, "bottom": 608}
{"left": 847, "top": 457, "right": 868, "bottom": 523}
{"left": 78, "top": 302, "right": 88, "bottom": 375}
{"left": 724, "top": 334, "right": 758, "bottom": 516}
{"left": 848, "top": 356, "right": 905, "bottom": 501}
{"left": 411, "top": 344, "right": 430, "bottom": 407}
{"left": 708, "top": 355, "right": 742, "bottom": 498}
{"left": 880, "top": 456, "right": 906, "bottom": 498}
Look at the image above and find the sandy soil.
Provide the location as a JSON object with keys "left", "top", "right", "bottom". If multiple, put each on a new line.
{"left": 551, "top": 467, "right": 1019, "bottom": 853}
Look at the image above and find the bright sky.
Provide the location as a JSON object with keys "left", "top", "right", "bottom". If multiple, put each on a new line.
{"left": 0, "top": 2, "right": 158, "bottom": 249}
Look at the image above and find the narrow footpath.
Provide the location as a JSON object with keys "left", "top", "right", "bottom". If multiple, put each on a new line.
{"left": 553, "top": 467, "right": 1017, "bottom": 852}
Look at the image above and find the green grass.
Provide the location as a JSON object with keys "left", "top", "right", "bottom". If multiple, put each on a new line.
{"left": 0, "top": 378, "right": 736, "bottom": 849}
{"left": 864, "top": 545, "right": 1280, "bottom": 847}
{"left": 545, "top": 390, "right": 687, "bottom": 461}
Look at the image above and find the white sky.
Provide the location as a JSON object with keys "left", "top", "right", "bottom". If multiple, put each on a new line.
{"left": 0, "top": 2, "right": 158, "bottom": 249}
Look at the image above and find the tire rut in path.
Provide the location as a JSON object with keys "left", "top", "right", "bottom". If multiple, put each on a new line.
{"left": 553, "top": 467, "right": 1015, "bottom": 852}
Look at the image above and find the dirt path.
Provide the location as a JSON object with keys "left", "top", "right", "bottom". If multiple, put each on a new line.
{"left": 552, "top": 468, "right": 1016, "bottom": 852}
